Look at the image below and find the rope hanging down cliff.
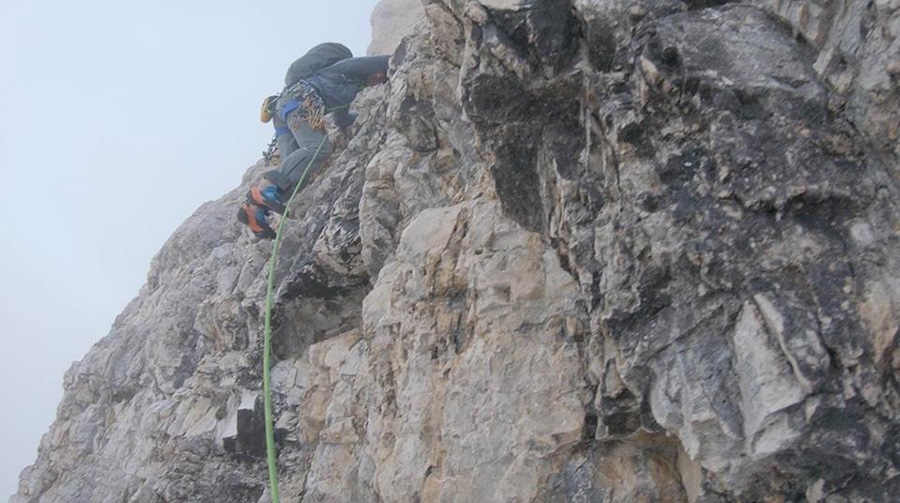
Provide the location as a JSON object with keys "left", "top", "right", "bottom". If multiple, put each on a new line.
{"left": 261, "top": 135, "right": 328, "bottom": 503}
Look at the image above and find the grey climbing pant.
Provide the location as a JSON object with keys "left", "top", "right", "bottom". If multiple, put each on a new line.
{"left": 266, "top": 111, "right": 332, "bottom": 193}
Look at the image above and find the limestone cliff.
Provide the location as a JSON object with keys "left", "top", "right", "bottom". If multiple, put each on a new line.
{"left": 368, "top": 0, "right": 425, "bottom": 55}
{"left": 13, "top": 1, "right": 900, "bottom": 502}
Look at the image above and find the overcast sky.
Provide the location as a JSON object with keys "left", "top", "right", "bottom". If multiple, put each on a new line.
{"left": 0, "top": 0, "right": 379, "bottom": 498}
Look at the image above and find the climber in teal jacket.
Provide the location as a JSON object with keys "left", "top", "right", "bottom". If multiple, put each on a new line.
{"left": 239, "top": 43, "right": 389, "bottom": 239}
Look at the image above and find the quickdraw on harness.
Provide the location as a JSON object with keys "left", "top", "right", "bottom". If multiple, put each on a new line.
{"left": 262, "top": 136, "right": 278, "bottom": 164}
{"left": 278, "top": 80, "right": 327, "bottom": 132}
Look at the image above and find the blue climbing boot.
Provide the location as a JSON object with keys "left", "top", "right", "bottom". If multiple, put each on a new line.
{"left": 247, "top": 180, "right": 286, "bottom": 214}
{"left": 237, "top": 202, "right": 276, "bottom": 240}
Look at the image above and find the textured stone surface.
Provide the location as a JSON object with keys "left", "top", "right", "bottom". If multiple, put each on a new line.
{"left": 368, "top": 0, "right": 426, "bottom": 56}
{"left": 13, "top": 1, "right": 900, "bottom": 502}
{"left": 751, "top": 0, "right": 900, "bottom": 159}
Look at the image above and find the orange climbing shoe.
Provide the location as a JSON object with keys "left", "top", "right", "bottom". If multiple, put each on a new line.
{"left": 247, "top": 180, "right": 286, "bottom": 214}
{"left": 237, "top": 202, "right": 276, "bottom": 240}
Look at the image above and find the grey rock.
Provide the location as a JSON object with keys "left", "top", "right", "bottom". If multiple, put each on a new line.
{"left": 368, "top": 0, "right": 426, "bottom": 56}
{"left": 13, "top": 1, "right": 900, "bottom": 503}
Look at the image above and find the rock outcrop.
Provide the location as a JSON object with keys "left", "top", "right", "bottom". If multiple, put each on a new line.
{"left": 14, "top": 1, "right": 900, "bottom": 502}
{"left": 368, "top": 0, "right": 425, "bottom": 55}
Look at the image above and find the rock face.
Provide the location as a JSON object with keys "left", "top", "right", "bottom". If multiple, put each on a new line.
{"left": 13, "top": 1, "right": 900, "bottom": 502}
{"left": 368, "top": 0, "right": 425, "bottom": 55}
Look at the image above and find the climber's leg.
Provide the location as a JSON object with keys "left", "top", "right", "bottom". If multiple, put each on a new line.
{"left": 264, "top": 111, "right": 332, "bottom": 196}
{"left": 272, "top": 114, "right": 298, "bottom": 161}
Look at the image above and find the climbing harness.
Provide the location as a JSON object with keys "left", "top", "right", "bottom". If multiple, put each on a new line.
{"left": 261, "top": 134, "right": 329, "bottom": 503}
{"left": 279, "top": 80, "right": 327, "bottom": 131}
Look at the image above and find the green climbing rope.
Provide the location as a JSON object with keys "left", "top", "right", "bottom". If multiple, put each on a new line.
{"left": 262, "top": 134, "right": 329, "bottom": 503}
